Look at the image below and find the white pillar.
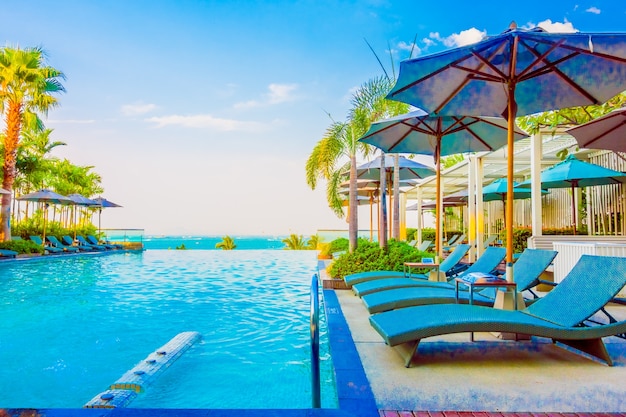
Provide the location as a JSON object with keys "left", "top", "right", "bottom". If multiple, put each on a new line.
{"left": 468, "top": 156, "right": 477, "bottom": 262}
{"left": 475, "top": 156, "right": 485, "bottom": 257}
{"left": 530, "top": 133, "right": 543, "bottom": 236}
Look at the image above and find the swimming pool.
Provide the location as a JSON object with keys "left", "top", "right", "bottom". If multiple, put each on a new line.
{"left": 0, "top": 250, "right": 336, "bottom": 408}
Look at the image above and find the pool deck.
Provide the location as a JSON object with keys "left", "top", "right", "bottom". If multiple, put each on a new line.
{"left": 322, "top": 264, "right": 626, "bottom": 417}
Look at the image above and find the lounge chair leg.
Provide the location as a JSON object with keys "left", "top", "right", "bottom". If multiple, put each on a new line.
{"left": 554, "top": 338, "right": 613, "bottom": 366}
{"left": 394, "top": 340, "right": 421, "bottom": 368}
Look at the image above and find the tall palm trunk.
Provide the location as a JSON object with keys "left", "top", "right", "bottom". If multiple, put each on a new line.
{"left": 378, "top": 153, "right": 387, "bottom": 249}
{"left": 348, "top": 153, "right": 358, "bottom": 253}
{"left": 392, "top": 154, "right": 400, "bottom": 239}
{"left": 1, "top": 102, "right": 22, "bottom": 241}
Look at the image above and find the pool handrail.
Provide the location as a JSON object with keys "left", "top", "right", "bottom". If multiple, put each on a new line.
{"left": 310, "top": 273, "right": 321, "bottom": 408}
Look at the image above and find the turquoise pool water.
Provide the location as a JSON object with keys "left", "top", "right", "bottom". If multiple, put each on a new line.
{"left": 0, "top": 250, "right": 336, "bottom": 408}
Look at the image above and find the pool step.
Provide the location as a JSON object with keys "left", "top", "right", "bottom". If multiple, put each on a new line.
{"left": 84, "top": 331, "right": 202, "bottom": 408}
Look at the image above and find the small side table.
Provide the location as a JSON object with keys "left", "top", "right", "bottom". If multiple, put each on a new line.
{"left": 403, "top": 262, "right": 441, "bottom": 281}
{"left": 455, "top": 274, "right": 517, "bottom": 341}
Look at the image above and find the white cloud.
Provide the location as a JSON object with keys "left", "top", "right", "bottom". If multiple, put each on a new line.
{"left": 536, "top": 19, "right": 578, "bottom": 33}
{"left": 234, "top": 83, "right": 298, "bottom": 109}
{"left": 586, "top": 6, "right": 601, "bottom": 14}
{"left": 121, "top": 103, "right": 158, "bottom": 116}
{"left": 396, "top": 41, "right": 422, "bottom": 58}
{"left": 145, "top": 114, "right": 270, "bottom": 132}
{"left": 444, "top": 27, "right": 487, "bottom": 47}
{"left": 428, "top": 28, "right": 486, "bottom": 48}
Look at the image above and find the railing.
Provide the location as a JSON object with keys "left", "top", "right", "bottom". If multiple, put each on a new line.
{"left": 310, "top": 274, "right": 321, "bottom": 408}
{"left": 102, "top": 228, "right": 145, "bottom": 249}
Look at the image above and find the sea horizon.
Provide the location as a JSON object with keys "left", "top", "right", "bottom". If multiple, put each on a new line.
{"left": 142, "top": 234, "right": 292, "bottom": 250}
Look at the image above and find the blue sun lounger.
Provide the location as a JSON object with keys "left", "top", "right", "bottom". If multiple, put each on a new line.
{"left": 0, "top": 249, "right": 18, "bottom": 258}
{"left": 369, "top": 254, "right": 626, "bottom": 367}
{"left": 76, "top": 235, "right": 107, "bottom": 251}
{"left": 30, "top": 236, "right": 64, "bottom": 254}
{"left": 352, "top": 246, "right": 506, "bottom": 297}
{"left": 47, "top": 236, "right": 79, "bottom": 253}
{"left": 87, "top": 235, "right": 122, "bottom": 249}
{"left": 362, "top": 249, "right": 557, "bottom": 313}
{"left": 344, "top": 244, "right": 471, "bottom": 287}
{"left": 62, "top": 235, "right": 96, "bottom": 252}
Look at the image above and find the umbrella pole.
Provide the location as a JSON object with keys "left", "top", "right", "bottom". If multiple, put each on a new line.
{"left": 505, "top": 83, "right": 516, "bottom": 283}
{"left": 435, "top": 139, "right": 443, "bottom": 260}
{"left": 42, "top": 203, "right": 48, "bottom": 247}
{"left": 571, "top": 183, "right": 577, "bottom": 235}
{"left": 369, "top": 193, "right": 374, "bottom": 242}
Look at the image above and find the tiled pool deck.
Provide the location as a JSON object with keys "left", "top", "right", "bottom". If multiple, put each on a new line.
{"left": 323, "top": 263, "right": 626, "bottom": 417}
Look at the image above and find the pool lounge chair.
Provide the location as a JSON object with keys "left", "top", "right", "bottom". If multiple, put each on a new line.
{"left": 0, "top": 249, "right": 18, "bottom": 258}
{"left": 415, "top": 240, "right": 433, "bottom": 252}
{"left": 76, "top": 235, "right": 108, "bottom": 251}
{"left": 344, "top": 244, "right": 471, "bottom": 287}
{"left": 87, "top": 235, "right": 122, "bottom": 249}
{"left": 443, "top": 233, "right": 466, "bottom": 252}
{"left": 481, "top": 234, "right": 499, "bottom": 249}
{"left": 46, "top": 236, "right": 79, "bottom": 253}
{"left": 362, "top": 249, "right": 557, "bottom": 313}
{"left": 62, "top": 235, "right": 97, "bottom": 252}
{"left": 369, "top": 254, "right": 626, "bottom": 367}
{"left": 30, "top": 236, "right": 64, "bottom": 254}
{"left": 352, "top": 246, "right": 506, "bottom": 297}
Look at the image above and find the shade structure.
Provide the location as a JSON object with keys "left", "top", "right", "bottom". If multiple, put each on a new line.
{"left": 92, "top": 197, "right": 122, "bottom": 234}
{"left": 355, "top": 155, "right": 435, "bottom": 242}
{"left": 518, "top": 154, "right": 626, "bottom": 233}
{"left": 567, "top": 107, "right": 626, "bottom": 152}
{"left": 67, "top": 194, "right": 99, "bottom": 239}
{"left": 355, "top": 154, "right": 435, "bottom": 181}
{"left": 17, "top": 189, "right": 73, "bottom": 244}
{"left": 386, "top": 22, "right": 626, "bottom": 279}
{"left": 0, "top": 188, "right": 10, "bottom": 195}
{"left": 360, "top": 110, "right": 526, "bottom": 257}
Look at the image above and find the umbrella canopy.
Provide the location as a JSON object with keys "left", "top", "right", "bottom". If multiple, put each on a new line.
{"left": 567, "top": 107, "right": 626, "bottom": 152}
{"left": 67, "top": 193, "right": 99, "bottom": 206}
{"left": 482, "top": 178, "right": 548, "bottom": 202}
{"left": 355, "top": 155, "right": 435, "bottom": 242}
{"left": 360, "top": 110, "right": 527, "bottom": 256}
{"left": 92, "top": 197, "right": 122, "bottom": 234}
{"left": 386, "top": 22, "right": 626, "bottom": 275}
{"left": 18, "top": 189, "right": 73, "bottom": 205}
{"left": 17, "top": 189, "right": 73, "bottom": 244}
{"left": 518, "top": 155, "right": 626, "bottom": 233}
{"left": 355, "top": 154, "right": 435, "bottom": 181}
{"left": 67, "top": 194, "right": 99, "bottom": 239}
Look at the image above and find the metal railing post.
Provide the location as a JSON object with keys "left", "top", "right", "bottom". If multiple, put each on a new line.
{"left": 310, "top": 274, "right": 321, "bottom": 408}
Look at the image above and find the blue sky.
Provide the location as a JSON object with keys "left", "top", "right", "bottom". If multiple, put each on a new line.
{"left": 2, "top": 1, "right": 625, "bottom": 236}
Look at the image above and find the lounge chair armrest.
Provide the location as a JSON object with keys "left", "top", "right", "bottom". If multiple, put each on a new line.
{"left": 538, "top": 279, "right": 557, "bottom": 287}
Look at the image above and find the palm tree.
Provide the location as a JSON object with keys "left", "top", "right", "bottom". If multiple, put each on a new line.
{"left": 306, "top": 75, "right": 407, "bottom": 252}
{"left": 0, "top": 46, "right": 65, "bottom": 240}
{"left": 282, "top": 234, "right": 307, "bottom": 250}
{"left": 215, "top": 235, "right": 236, "bottom": 250}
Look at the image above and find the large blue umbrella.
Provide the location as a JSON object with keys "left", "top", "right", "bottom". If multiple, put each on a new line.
{"left": 356, "top": 155, "right": 435, "bottom": 242}
{"left": 567, "top": 107, "right": 626, "bottom": 152}
{"left": 360, "top": 110, "right": 527, "bottom": 256}
{"left": 386, "top": 22, "right": 626, "bottom": 276}
{"left": 92, "top": 197, "right": 122, "bottom": 234}
{"left": 67, "top": 193, "right": 99, "bottom": 239}
{"left": 17, "top": 189, "right": 73, "bottom": 244}
{"left": 518, "top": 154, "right": 626, "bottom": 234}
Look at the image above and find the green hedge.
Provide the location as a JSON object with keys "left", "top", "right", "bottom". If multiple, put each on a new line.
{"left": 0, "top": 240, "right": 44, "bottom": 254}
{"left": 329, "top": 238, "right": 433, "bottom": 279}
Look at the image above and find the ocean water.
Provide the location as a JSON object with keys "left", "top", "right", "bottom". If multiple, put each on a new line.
{"left": 143, "top": 235, "right": 289, "bottom": 250}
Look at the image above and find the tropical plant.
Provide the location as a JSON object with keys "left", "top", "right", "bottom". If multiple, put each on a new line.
{"left": 517, "top": 92, "right": 626, "bottom": 134}
{"left": 215, "top": 235, "right": 236, "bottom": 250}
{"left": 307, "top": 234, "right": 320, "bottom": 250}
{"left": 0, "top": 46, "right": 65, "bottom": 240}
{"left": 282, "top": 233, "right": 307, "bottom": 250}
{"left": 306, "top": 75, "right": 407, "bottom": 253}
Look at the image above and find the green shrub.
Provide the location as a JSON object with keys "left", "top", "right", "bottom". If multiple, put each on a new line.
{"left": 12, "top": 218, "right": 97, "bottom": 240}
{"left": 329, "top": 239, "right": 431, "bottom": 279}
{"left": 329, "top": 238, "right": 349, "bottom": 253}
{"left": 0, "top": 240, "right": 44, "bottom": 254}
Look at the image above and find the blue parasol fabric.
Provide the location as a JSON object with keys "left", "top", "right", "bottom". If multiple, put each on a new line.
{"left": 385, "top": 22, "right": 626, "bottom": 272}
